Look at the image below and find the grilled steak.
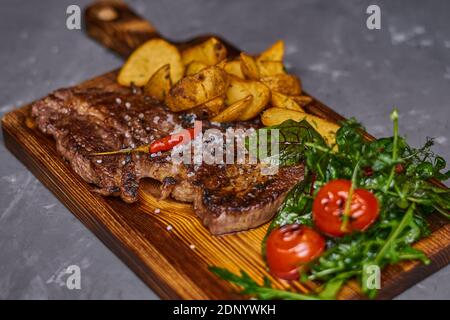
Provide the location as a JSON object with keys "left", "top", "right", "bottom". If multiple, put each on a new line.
{"left": 31, "top": 80, "right": 304, "bottom": 234}
{"left": 32, "top": 85, "right": 190, "bottom": 203}
{"left": 193, "top": 163, "right": 304, "bottom": 234}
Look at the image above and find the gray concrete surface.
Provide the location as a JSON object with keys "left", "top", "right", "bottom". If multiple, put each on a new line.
{"left": 0, "top": 0, "right": 449, "bottom": 299}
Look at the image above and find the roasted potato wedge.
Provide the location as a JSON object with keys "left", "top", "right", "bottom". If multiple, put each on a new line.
{"left": 260, "top": 74, "right": 302, "bottom": 96}
{"left": 191, "top": 96, "right": 225, "bottom": 118}
{"left": 165, "top": 66, "right": 229, "bottom": 112}
{"left": 216, "top": 59, "right": 227, "bottom": 69}
{"left": 240, "top": 53, "right": 260, "bottom": 80}
{"left": 185, "top": 61, "right": 208, "bottom": 76}
{"left": 224, "top": 60, "right": 244, "bottom": 79}
{"left": 118, "top": 38, "right": 184, "bottom": 86}
{"left": 257, "top": 60, "right": 285, "bottom": 77}
{"left": 211, "top": 95, "right": 253, "bottom": 122}
{"left": 226, "top": 76, "right": 271, "bottom": 120}
{"left": 291, "top": 95, "right": 313, "bottom": 107}
{"left": 271, "top": 91, "right": 304, "bottom": 112}
{"left": 258, "top": 40, "right": 284, "bottom": 61}
{"left": 202, "top": 96, "right": 225, "bottom": 116}
{"left": 144, "top": 64, "right": 171, "bottom": 101}
{"left": 261, "top": 107, "right": 340, "bottom": 145}
{"left": 181, "top": 37, "right": 227, "bottom": 66}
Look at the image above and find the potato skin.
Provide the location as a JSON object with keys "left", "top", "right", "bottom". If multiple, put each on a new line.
{"left": 226, "top": 76, "right": 271, "bottom": 121}
{"left": 240, "top": 53, "right": 260, "bottom": 80}
{"left": 198, "top": 96, "right": 225, "bottom": 117}
{"left": 270, "top": 91, "right": 304, "bottom": 112}
{"left": 185, "top": 61, "right": 208, "bottom": 76}
{"left": 224, "top": 60, "right": 244, "bottom": 79}
{"left": 118, "top": 39, "right": 184, "bottom": 86}
{"left": 258, "top": 40, "right": 284, "bottom": 61}
{"left": 144, "top": 64, "right": 171, "bottom": 101}
{"left": 211, "top": 95, "right": 253, "bottom": 122}
{"left": 181, "top": 37, "right": 228, "bottom": 66}
{"left": 165, "top": 66, "right": 229, "bottom": 112}
{"left": 291, "top": 95, "right": 313, "bottom": 107}
{"left": 257, "top": 60, "right": 285, "bottom": 77}
{"left": 190, "top": 96, "right": 225, "bottom": 119}
{"left": 260, "top": 74, "right": 302, "bottom": 96}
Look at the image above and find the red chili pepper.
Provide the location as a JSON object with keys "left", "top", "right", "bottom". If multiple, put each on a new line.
{"left": 90, "top": 128, "right": 196, "bottom": 156}
{"left": 150, "top": 128, "right": 195, "bottom": 153}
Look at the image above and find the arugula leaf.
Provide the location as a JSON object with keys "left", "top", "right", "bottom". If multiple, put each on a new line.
{"left": 209, "top": 267, "right": 321, "bottom": 300}
{"left": 211, "top": 111, "right": 450, "bottom": 300}
{"left": 256, "top": 119, "right": 327, "bottom": 167}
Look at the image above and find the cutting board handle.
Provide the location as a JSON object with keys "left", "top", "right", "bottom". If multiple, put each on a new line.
{"left": 85, "top": 1, "right": 161, "bottom": 58}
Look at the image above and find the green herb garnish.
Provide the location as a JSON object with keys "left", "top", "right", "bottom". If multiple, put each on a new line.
{"left": 209, "top": 267, "right": 321, "bottom": 300}
{"left": 211, "top": 110, "right": 450, "bottom": 299}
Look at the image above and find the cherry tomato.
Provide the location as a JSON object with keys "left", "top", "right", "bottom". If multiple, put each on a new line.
{"left": 266, "top": 224, "right": 326, "bottom": 280}
{"left": 312, "top": 179, "right": 379, "bottom": 237}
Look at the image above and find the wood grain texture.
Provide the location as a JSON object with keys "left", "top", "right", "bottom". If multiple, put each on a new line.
{"left": 2, "top": 0, "right": 449, "bottom": 299}
{"left": 85, "top": 0, "right": 160, "bottom": 57}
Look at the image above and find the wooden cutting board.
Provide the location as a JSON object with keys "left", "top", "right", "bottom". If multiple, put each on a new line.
{"left": 2, "top": 1, "right": 449, "bottom": 299}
